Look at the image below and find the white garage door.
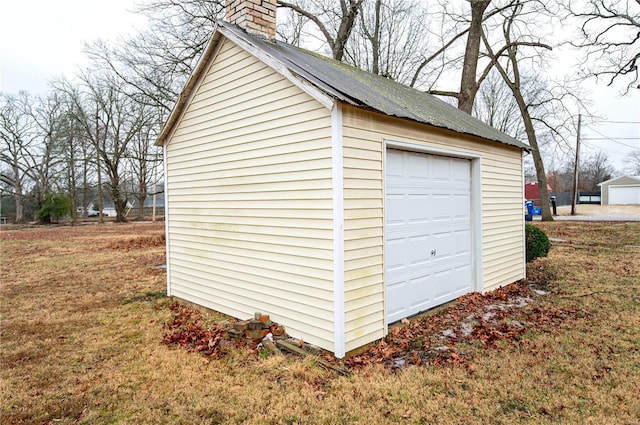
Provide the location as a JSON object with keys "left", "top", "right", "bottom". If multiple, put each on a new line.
{"left": 609, "top": 186, "right": 640, "bottom": 205}
{"left": 385, "top": 149, "right": 473, "bottom": 324}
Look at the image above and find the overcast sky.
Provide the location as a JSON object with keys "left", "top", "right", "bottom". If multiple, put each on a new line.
{"left": 0, "top": 0, "right": 638, "bottom": 173}
{"left": 0, "top": 0, "right": 146, "bottom": 94}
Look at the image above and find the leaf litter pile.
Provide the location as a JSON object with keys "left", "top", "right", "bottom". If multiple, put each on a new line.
{"left": 163, "top": 264, "right": 586, "bottom": 371}
{"left": 162, "top": 303, "right": 248, "bottom": 358}
{"left": 343, "top": 269, "right": 585, "bottom": 371}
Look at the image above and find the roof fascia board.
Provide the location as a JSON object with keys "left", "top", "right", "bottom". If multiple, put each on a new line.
{"left": 217, "top": 25, "right": 335, "bottom": 110}
{"left": 155, "top": 28, "right": 224, "bottom": 146}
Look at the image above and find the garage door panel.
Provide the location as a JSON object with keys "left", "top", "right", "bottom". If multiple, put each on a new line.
{"left": 386, "top": 194, "right": 406, "bottom": 223}
{"left": 386, "top": 149, "right": 404, "bottom": 177}
{"left": 409, "top": 235, "right": 431, "bottom": 266}
{"left": 431, "top": 155, "right": 451, "bottom": 181}
{"left": 432, "top": 269, "right": 454, "bottom": 302}
{"left": 385, "top": 148, "right": 473, "bottom": 324}
{"left": 432, "top": 232, "right": 455, "bottom": 258}
{"left": 408, "top": 153, "right": 433, "bottom": 179}
{"left": 453, "top": 229, "right": 472, "bottom": 255}
{"left": 409, "top": 275, "right": 433, "bottom": 310}
{"left": 453, "top": 265, "right": 473, "bottom": 294}
{"left": 408, "top": 195, "right": 431, "bottom": 221}
{"left": 452, "top": 158, "right": 471, "bottom": 181}
{"left": 385, "top": 237, "right": 406, "bottom": 271}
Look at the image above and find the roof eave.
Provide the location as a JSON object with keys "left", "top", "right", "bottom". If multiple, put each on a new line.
{"left": 156, "top": 21, "right": 530, "bottom": 153}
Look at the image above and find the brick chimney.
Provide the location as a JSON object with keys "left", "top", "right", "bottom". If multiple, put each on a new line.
{"left": 225, "top": 0, "right": 277, "bottom": 41}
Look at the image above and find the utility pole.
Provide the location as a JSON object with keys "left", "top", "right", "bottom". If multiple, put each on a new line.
{"left": 571, "top": 113, "right": 581, "bottom": 216}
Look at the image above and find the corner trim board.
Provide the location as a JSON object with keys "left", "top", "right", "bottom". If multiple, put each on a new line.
{"left": 332, "top": 102, "right": 346, "bottom": 358}
{"left": 163, "top": 144, "right": 172, "bottom": 297}
{"left": 522, "top": 150, "right": 527, "bottom": 279}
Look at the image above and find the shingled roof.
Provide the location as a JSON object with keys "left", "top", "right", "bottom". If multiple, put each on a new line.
{"left": 157, "top": 21, "right": 529, "bottom": 151}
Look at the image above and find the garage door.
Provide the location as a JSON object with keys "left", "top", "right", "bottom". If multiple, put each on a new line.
{"left": 385, "top": 149, "right": 473, "bottom": 324}
{"left": 609, "top": 186, "right": 640, "bottom": 205}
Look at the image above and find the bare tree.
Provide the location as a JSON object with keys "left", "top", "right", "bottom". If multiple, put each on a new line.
{"left": 482, "top": 1, "right": 556, "bottom": 220}
{"left": 54, "top": 90, "right": 91, "bottom": 225}
{"left": 0, "top": 92, "right": 36, "bottom": 223}
{"left": 85, "top": 1, "right": 224, "bottom": 114}
{"left": 345, "top": 0, "right": 432, "bottom": 83}
{"left": 58, "top": 71, "right": 147, "bottom": 223}
{"left": 26, "top": 92, "right": 66, "bottom": 223}
{"left": 579, "top": 151, "right": 615, "bottom": 189}
{"left": 125, "top": 110, "right": 163, "bottom": 219}
{"left": 277, "top": 0, "right": 365, "bottom": 60}
{"left": 409, "top": 1, "right": 523, "bottom": 110}
{"left": 472, "top": 69, "right": 524, "bottom": 136}
{"left": 54, "top": 79, "right": 104, "bottom": 220}
{"left": 92, "top": 76, "right": 148, "bottom": 223}
{"left": 457, "top": 0, "right": 492, "bottom": 114}
{"left": 624, "top": 150, "right": 640, "bottom": 174}
{"left": 553, "top": 150, "right": 616, "bottom": 191}
{"left": 562, "top": 0, "right": 640, "bottom": 93}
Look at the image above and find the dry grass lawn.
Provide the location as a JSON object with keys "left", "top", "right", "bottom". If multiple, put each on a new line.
{"left": 1, "top": 222, "right": 639, "bottom": 424}
{"left": 554, "top": 204, "right": 640, "bottom": 217}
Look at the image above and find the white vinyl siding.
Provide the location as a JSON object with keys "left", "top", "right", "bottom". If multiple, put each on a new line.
{"left": 341, "top": 105, "right": 525, "bottom": 352}
{"left": 165, "top": 39, "right": 335, "bottom": 351}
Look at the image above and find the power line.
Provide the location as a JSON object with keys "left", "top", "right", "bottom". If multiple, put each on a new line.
{"left": 584, "top": 126, "right": 640, "bottom": 150}
{"left": 583, "top": 137, "right": 639, "bottom": 140}
{"left": 594, "top": 120, "right": 640, "bottom": 124}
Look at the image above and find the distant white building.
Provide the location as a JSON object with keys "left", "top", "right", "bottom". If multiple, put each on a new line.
{"left": 598, "top": 175, "right": 640, "bottom": 205}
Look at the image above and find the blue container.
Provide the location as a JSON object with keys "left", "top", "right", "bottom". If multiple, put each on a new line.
{"left": 525, "top": 201, "right": 541, "bottom": 215}
{"left": 525, "top": 201, "right": 535, "bottom": 214}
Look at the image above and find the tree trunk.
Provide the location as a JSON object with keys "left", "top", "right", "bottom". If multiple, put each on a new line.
{"left": 512, "top": 88, "right": 553, "bottom": 221}
{"left": 458, "top": 0, "right": 491, "bottom": 114}
{"left": 138, "top": 179, "right": 146, "bottom": 219}
{"left": 68, "top": 139, "right": 78, "bottom": 225}
{"left": 14, "top": 193, "right": 24, "bottom": 224}
{"left": 482, "top": 4, "right": 553, "bottom": 221}
{"left": 81, "top": 150, "right": 88, "bottom": 219}
{"left": 97, "top": 151, "right": 104, "bottom": 224}
{"left": 110, "top": 175, "right": 128, "bottom": 223}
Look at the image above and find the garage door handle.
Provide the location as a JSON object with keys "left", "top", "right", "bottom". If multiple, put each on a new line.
{"left": 431, "top": 249, "right": 436, "bottom": 256}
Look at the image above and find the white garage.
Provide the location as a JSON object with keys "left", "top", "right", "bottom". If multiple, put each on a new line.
{"left": 599, "top": 175, "right": 640, "bottom": 205}
{"left": 385, "top": 148, "right": 474, "bottom": 323}
{"left": 157, "top": 6, "right": 530, "bottom": 358}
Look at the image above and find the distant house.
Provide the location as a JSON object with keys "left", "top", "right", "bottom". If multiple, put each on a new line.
{"left": 155, "top": 0, "right": 530, "bottom": 358}
{"left": 524, "top": 182, "right": 553, "bottom": 204}
{"left": 599, "top": 175, "right": 640, "bottom": 205}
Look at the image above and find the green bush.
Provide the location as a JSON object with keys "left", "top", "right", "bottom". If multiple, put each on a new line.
{"left": 525, "top": 224, "right": 550, "bottom": 262}
{"left": 37, "top": 194, "right": 71, "bottom": 224}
